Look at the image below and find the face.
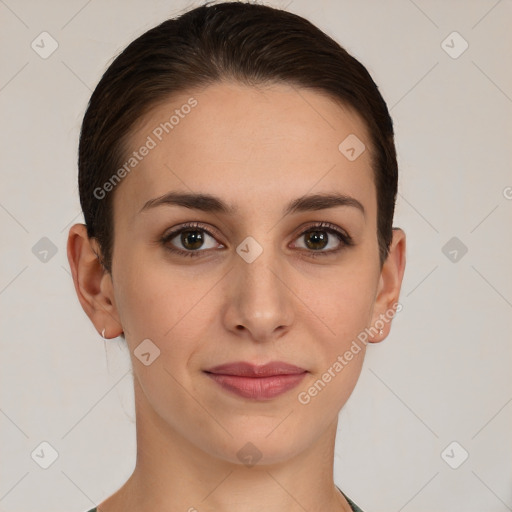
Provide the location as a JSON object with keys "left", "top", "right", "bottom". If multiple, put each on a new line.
{"left": 94, "top": 81, "right": 402, "bottom": 464}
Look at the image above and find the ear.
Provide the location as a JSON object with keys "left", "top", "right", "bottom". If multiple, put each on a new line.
{"left": 368, "top": 228, "right": 406, "bottom": 343}
{"left": 66, "top": 223, "right": 123, "bottom": 339}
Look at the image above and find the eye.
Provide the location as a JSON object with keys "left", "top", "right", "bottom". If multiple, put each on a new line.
{"left": 291, "top": 222, "right": 353, "bottom": 257}
{"left": 160, "top": 221, "right": 353, "bottom": 259}
{"left": 160, "top": 222, "right": 223, "bottom": 258}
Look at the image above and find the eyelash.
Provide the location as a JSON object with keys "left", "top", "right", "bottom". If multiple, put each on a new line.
{"left": 159, "top": 221, "right": 353, "bottom": 259}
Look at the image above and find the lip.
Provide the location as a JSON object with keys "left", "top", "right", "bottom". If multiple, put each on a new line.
{"left": 204, "top": 361, "right": 307, "bottom": 400}
{"left": 206, "top": 361, "right": 307, "bottom": 377}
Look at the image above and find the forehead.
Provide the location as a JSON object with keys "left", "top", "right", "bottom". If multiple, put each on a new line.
{"left": 112, "top": 81, "right": 376, "bottom": 223}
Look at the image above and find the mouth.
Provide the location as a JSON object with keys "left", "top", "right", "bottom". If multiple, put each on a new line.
{"left": 203, "top": 361, "right": 308, "bottom": 400}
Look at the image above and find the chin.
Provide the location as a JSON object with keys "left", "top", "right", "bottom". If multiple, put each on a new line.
{"left": 204, "top": 429, "right": 306, "bottom": 468}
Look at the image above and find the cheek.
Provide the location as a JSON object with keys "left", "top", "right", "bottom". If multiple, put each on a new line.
{"left": 112, "top": 254, "right": 178, "bottom": 340}
{"left": 296, "top": 264, "right": 377, "bottom": 342}
{"left": 295, "top": 269, "right": 375, "bottom": 415}
{"left": 113, "top": 255, "right": 214, "bottom": 357}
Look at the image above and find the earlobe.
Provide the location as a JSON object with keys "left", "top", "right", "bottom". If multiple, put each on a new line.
{"left": 66, "top": 224, "right": 123, "bottom": 338}
{"left": 368, "top": 228, "right": 406, "bottom": 343}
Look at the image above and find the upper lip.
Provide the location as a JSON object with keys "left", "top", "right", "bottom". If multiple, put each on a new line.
{"left": 204, "top": 361, "right": 307, "bottom": 377}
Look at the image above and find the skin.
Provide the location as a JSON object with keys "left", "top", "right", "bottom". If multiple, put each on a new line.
{"left": 67, "top": 81, "right": 406, "bottom": 512}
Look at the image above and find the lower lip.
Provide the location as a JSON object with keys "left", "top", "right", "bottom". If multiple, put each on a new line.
{"left": 205, "top": 372, "right": 307, "bottom": 400}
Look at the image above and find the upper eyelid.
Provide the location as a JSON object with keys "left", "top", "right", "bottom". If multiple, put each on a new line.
{"left": 163, "top": 222, "right": 222, "bottom": 243}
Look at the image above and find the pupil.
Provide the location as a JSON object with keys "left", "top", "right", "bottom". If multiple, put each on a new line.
{"left": 305, "top": 231, "right": 328, "bottom": 250}
{"left": 181, "top": 230, "right": 204, "bottom": 250}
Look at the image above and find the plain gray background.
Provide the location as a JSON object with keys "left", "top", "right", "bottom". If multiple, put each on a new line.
{"left": 1, "top": 0, "right": 511, "bottom": 511}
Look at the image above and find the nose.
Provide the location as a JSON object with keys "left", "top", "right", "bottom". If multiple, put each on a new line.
{"left": 221, "top": 243, "right": 295, "bottom": 343}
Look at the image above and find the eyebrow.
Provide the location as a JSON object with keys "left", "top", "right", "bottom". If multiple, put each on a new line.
{"left": 139, "top": 191, "right": 365, "bottom": 217}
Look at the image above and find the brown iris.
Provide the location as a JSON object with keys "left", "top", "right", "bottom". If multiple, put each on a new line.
{"left": 180, "top": 229, "right": 204, "bottom": 250}
{"left": 304, "top": 230, "right": 328, "bottom": 250}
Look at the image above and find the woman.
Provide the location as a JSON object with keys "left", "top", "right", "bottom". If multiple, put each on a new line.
{"left": 67, "top": 2, "right": 406, "bottom": 511}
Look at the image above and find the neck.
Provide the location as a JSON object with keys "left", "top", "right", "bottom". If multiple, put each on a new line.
{"left": 98, "top": 377, "right": 353, "bottom": 512}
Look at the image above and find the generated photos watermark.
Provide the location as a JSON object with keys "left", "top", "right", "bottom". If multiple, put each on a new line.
{"left": 297, "top": 301, "right": 403, "bottom": 405}
{"left": 93, "top": 97, "right": 198, "bottom": 200}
